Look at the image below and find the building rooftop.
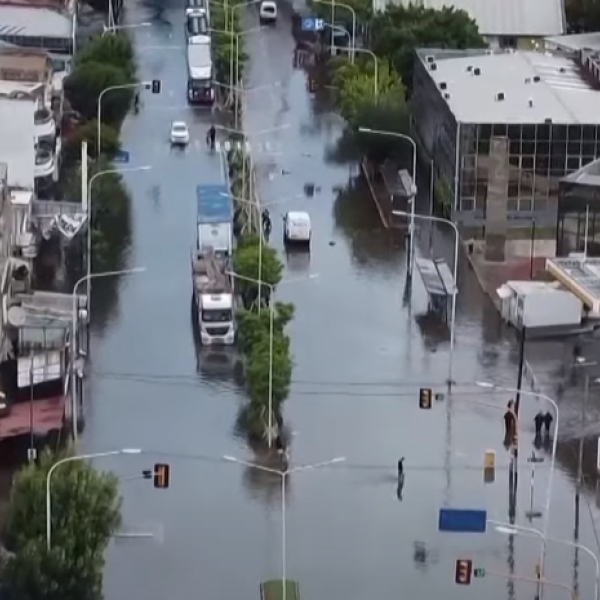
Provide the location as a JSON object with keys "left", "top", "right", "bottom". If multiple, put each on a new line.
{"left": 545, "top": 32, "right": 600, "bottom": 53}
{"left": 0, "top": 5, "right": 72, "bottom": 40}
{"left": 0, "top": 47, "right": 48, "bottom": 74}
{"left": 418, "top": 48, "right": 600, "bottom": 125}
{"left": 0, "top": 96, "right": 34, "bottom": 188}
{"left": 373, "top": 0, "right": 564, "bottom": 37}
{"left": 0, "top": 79, "right": 43, "bottom": 97}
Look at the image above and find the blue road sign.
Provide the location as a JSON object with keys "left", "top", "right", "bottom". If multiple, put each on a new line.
{"left": 438, "top": 508, "right": 487, "bottom": 533}
{"left": 301, "top": 17, "right": 324, "bottom": 32}
{"left": 113, "top": 149, "right": 130, "bottom": 164}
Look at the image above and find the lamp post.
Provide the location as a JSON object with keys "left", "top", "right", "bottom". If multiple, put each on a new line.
{"left": 322, "top": 23, "right": 352, "bottom": 54}
{"left": 97, "top": 82, "right": 150, "bottom": 156}
{"left": 313, "top": 0, "right": 356, "bottom": 62}
{"left": 46, "top": 448, "right": 142, "bottom": 550}
{"left": 216, "top": 122, "right": 290, "bottom": 240}
{"left": 71, "top": 268, "right": 145, "bottom": 440}
{"left": 334, "top": 47, "right": 378, "bottom": 95}
{"left": 86, "top": 166, "right": 152, "bottom": 321}
{"left": 392, "top": 211, "right": 458, "bottom": 387}
{"left": 223, "top": 455, "right": 345, "bottom": 600}
{"left": 234, "top": 25, "right": 266, "bottom": 125}
{"left": 227, "top": 272, "right": 317, "bottom": 447}
{"left": 102, "top": 22, "right": 151, "bottom": 36}
{"left": 491, "top": 520, "right": 599, "bottom": 600}
{"left": 477, "top": 382, "right": 559, "bottom": 587}
{"left": 358, "top": 128, "right": 418, "bottom": 278}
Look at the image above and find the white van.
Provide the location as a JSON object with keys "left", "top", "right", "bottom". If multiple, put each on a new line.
{"left": 259, "top": 0, "right": 277, "bottom": 24}
{"left": 283, "top": 211, "right": 311, "bottom": 248}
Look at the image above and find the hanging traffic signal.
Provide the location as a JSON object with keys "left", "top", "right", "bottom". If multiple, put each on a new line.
{"left": 455, "top": 559, "right": 473, "bottom": 585}
{"left": 419, "top": 388, "right": 432, "bottom": 409}
{"left": 153, "top": 463, "right": 170, "bottom": 489}
{"left": 151, "top": 79, "right": 161, "bottom": 94}
{"left": 484, "top": 449, "right": 496, "bottom": 484}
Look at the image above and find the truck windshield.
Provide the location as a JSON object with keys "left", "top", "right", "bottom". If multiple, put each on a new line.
{"left": 202, "top": 309, "right": 232, "bottom": 323}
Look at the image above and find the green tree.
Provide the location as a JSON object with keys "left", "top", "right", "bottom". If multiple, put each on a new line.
{"left": 2, "top": 448, "right": 121, "bottom": 600}
{"left": 308, "top": 0, "right": 372, "bottom": 30}
{"left": 370, "top": 4, "right": 486, "bottom": 90}
{"left": 63, "top": 120, "right": 121, "bottom": 164}
{"left": 64, "top": 62, "right": 132, "bottom": 125}
{"left": 566, "top": 0, "right": 600, "bottom": 31}
{"left": 233, "top": 236, "right": 284, "bottom": 305}
{"left": 236, "top": 302, "right": 294, "bottom": 355}
{"left": 61, "top": 157, "right": 132, "bottom": 272}
{"left": 76, "top": 34, "right": 136, "bottom": 79}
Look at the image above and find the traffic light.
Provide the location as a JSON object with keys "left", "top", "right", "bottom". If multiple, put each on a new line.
{"left": 151, "top": 79, "right": 161, "bottom": 94}
{"left": 455, "top": 559, "right": 473, "bottom": 585}
{"left": 153, "top": 463, "right": 170, "bottom": 489}
{"left": 419, "top": 387, "right": 432, "bottom": 409}
{"left": 484, "top": 449, "right": 495, "bottom": 484}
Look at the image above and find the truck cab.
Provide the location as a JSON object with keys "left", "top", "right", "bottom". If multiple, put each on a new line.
{"left": 199, "top": 293, "right": 235, "bottom": 345}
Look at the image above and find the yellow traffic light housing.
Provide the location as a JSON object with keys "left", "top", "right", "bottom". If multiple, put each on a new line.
{"left": 419, "top": 388, "right": 432, "bottom": 409}
{"left": 484, "top": 449, "right": 496, "bottom": 483}
{"left": 153, "top": 463, "right": 170, "bottom": 489}
{"left": 455, "top": 559, "right": 473, "bottom": 585}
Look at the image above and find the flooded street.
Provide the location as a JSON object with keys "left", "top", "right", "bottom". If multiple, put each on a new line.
{"left": 81, "top": 0, "right": 600, "bottom": 598}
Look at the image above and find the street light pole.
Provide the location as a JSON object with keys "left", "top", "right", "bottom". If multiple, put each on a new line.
{"left": 335, "top": 46, "right": 378, "bottom": 95}
{"left": 357, "top": 128, "right": 418, "bottom": 279}
{"left": 392, "top": 211, "right": 458, "bottom": 387}
{"left": 97, "top": 82, "right": 149, "bottom": 156}
{"left": 491, "top": 520, "right": 600, "bottom": 600}
{"left": 477, "top": 382, "right": 559, "bottom": 587}
{"left": 227, "top": 272, "right": 317, "bottom": 447}
{"left": 46, "top": 448, "right": 141, "bottom": 550}
{"left": 70, "top": 268, "right": 145, "bottom": 440}
{"left": 223, "top": 455, "right": 345, "bottom": 600}
{"left": 313, "top": 0, "right": 356, "bottom": 62}
{"left": 86, "top": 166, "right": 152, "bottom": 325}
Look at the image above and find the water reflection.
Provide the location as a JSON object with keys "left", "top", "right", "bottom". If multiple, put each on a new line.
{"left": 242, "top": 462, "right": 290, "bottom": 507}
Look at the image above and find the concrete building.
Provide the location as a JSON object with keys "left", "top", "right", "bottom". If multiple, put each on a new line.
{"left": 412, "top": 47, "right": 600, "bottom": 260}
{"left": 372, "top": 0, "right": 565, "bottom": 48}
{"left": 0, "top": 0, "right": 77, "bottom": 55}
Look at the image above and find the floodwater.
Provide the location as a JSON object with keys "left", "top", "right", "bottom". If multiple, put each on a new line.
{"left": 80, "top": 0, "right": 600, "bottom": 599}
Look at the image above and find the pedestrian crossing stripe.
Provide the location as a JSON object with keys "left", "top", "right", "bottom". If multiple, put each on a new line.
{"left": 215, "top": 140, "right": 281, "bottom": 154}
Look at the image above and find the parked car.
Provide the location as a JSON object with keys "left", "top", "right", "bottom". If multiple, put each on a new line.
{"left": 259, "top": 0, "right": 277, "bottom": 24}
{"left": 170, "top": 121, "right": 190, "bottom": 145}
{"left": 186, "top": 0, "right": 207, "bottom": 14}
{"left": 283, "top": 211, "right": 311, "bottom": 247}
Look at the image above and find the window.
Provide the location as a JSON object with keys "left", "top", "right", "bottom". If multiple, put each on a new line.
{"left": 519, "top": 198, "right": 533, "bottom": 212}
{"left": 499, "top": 36, "right": 517, "bottom": 48}
{"left": 522, "top": 156, "right": 534, "bottom": 170}
{"left": 507, "top": 199, "right": 518, "bottom": 212}
{"left": 493, "top": 124, "right": 507, "bottom": 137}
{"left": 462, "top": 155, "right": 476, "bottom": 169}
{"left": 567, "top": 156, "right": 580, "bottom": 171}
{"left": 460, "top": 197, "right": 475, "bottom": 211}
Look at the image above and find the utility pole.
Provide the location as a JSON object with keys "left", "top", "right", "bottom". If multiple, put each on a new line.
{"left": 27, "top": 352, "right": 37, "bottom": 463}
{"left": 574, "top": 357, "right": 596, "bottom": 542}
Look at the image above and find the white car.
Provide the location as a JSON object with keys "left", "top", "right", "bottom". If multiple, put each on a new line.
{"left": 170, "top": 121, "right": 190, "bottom": 145}
{"left": 259, "top": 0, "right": 277, "bottom": 24}
{"left": 283, "top": 211, "right": 311, "bottom": 247}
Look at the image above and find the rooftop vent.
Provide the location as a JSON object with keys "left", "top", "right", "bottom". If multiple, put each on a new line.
{"left": 473, "top": 67, "right": 481, "bottom": 76}
{"left": 485, "top": 49, "right": 494, "bottom": 55}
{"left": 544, "top": 117, "right": 552, "bottom": 124}
{"left": 429, "top": 62, "right": 437, "bottom": 71}
{"left": 466, "top": 65, "right": 473, "bottom": 72}
{"left": 426, "top": 55, "right": 435, "bottom": 63}
{"left": 524, "top": 77, "right": 531, "bottom": 84}
{"left": 533, "top": 75, "right": 541, "bottom": 82}
{"left": 495, "top": 92, "right": 505, "bottom": 101}
{"left": 559, "top": 66, "right": 566, "bottom": 73}
{"left": 440, "top": 81, "right": 447, "bottom": 90}
{"left": 528, "top": 98, "right": 534, "bottom": 107}
{"left": 444, "top": 92, "right": 450, "bottom": 99}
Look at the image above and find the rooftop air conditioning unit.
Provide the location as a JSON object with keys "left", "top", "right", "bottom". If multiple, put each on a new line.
{"left": 559, "top": 66, "right": 566, "bottom": 73}
{"left": 525, "top": 77, "right": 531, "bottom": 83}
{"left": 440, "top": 82, "right": 447, "bottom": 90}
{"left": 473, "top": 67, "right": 481, "bottom": 76}
{"left": 429, "top": 62, "right": 437, "bottom": 71}
{"left": 496, "top": 92, "right": 505, "bottom": 101}
{"left": 533, "top": 75, "right": 541, "bottom": 82}
{"left": 528, "top": 98, "right": 534, "bottom": 107}
{"left": 466, "top": 65, "right": 473, "bottom": 72}
{"left": 444, "top": 92, "right": 450, "bottom": 99}
{"left": 426, "top": 55, "right": 435, "bottom": 63}
{"left": 544, "top": 117, "right": 552, "bottom": 124}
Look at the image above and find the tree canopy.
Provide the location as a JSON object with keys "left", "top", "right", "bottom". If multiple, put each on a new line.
{"left": 2, "top": 448, "right": 121, "bottom": 600}
{"left": 370, "top": 4, "right": 486, "bottom": 91}
{"left": 75, "top": 34, "right": 136, "bottom": 79}
{"left": 233, "top": 235, "right": 284, "bottom": 307}
{"left": 566, "top": 0, "right": 600, "bottom": 31}
{"left": 63, "top": 120, "right": 121, "bottom": 163}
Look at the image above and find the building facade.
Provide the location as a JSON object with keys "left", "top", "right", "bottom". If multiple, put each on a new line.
{"left": 412, "top": 48, "right": 600, "bottom": 256}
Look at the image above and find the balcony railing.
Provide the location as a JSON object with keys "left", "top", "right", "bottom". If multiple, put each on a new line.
{"left": 34, "top": 107, "right": 56, "bottom": 141}
{"left": 34, "top": 148, "right": 54, "bottom": 178}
